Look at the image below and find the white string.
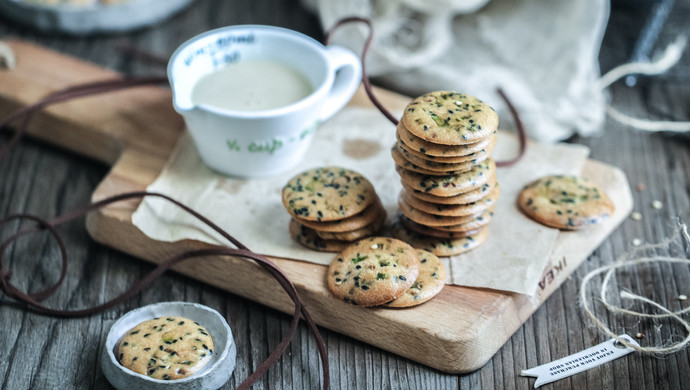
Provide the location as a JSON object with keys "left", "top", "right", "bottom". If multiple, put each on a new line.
{"left": 598, "top": 35, "right": 690, "bottom": 132}
{"left": 580, "top": 223, "right": 690, "bottom": 355}
{"left": 606, "top": 105, "right": 690, "bottom": 132}
{"left": 597, "top": 35, "right": 687, "bottom": 90}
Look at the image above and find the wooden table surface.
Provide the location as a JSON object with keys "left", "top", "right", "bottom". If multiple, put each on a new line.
{"left": 1, "top": 1, "right": 688, "bottom": 389}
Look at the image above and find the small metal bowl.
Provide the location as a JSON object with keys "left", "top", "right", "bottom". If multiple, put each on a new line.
{"left": 102, "top": 302, "right": 236, "bottom": 390}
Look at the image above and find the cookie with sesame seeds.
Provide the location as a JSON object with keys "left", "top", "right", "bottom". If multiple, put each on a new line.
{"left": 298, "top": 198, "right": 385, "bottom": 233}
{"left": 401, "top": 91, "right": 498, "bottom": 145}
{"left": 394, "top": 141, "right": 491, "bottom": 172}
{"left": 399, "top": 208, "right": 493, "bottom": 236}
{"left": 327, "top": 237, "right": 420, "bottom": 306}
{"left": 400, "top": 215, "right": 482, "bottom": 239}
{"left": 398, "top": 199, "right": 479, "bottom": 226}
{"left": 315, "top": 209, "right": 386, "bottom": 241}
{"left": 395, "top": 133, "right": 496, "bottom": 164}
{"left": 394, "top": 160, "right": 472, "bottom": 177}
{"left": 385, "top": 250, "right": 446, "bottom": 308}
{"left": 400, "top": 184, "right": 500, "bottom": 219}
{"left": 115, "top": 316, "right": 214, "bottom": 380}
{"left": 391, "top": 145, "right": 481, "bottom": 176}
{"left": 396, "top": 158, "right": 495, "bottom": 197}
{"left": 398, "top": 189, "right": 498, "bottom": 227}
{"left": 517, "top": 175, "right": 614, "bottom": 230}
{"left": 404, "top": 174, "right": 497, "bottom": 204}
{"left": 427, "top": 207, "right": 494, "bottom": 232}
{"left": 396, "top": 121, "right": 496, "bottom": 158}
{"left": 391, "top": 220, "right": 489, "bottom": 257}
{"left": 289, "top": 219, "right": 349, "bottom": 252}
{"left": 282, "top": 166, "right": 376, "bottom": 222}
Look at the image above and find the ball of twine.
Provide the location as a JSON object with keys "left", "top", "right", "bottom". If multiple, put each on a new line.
{"left": 580, "top": 222, "right": 690, "bottom": 355}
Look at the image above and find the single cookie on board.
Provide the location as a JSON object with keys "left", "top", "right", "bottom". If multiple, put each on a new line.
{"left": 315, "top": 210, "right": 386, "bottom": 241}
{"left": 396, "top": 122, "right": 496, "bottom": 157}
{"left": 399, "top": 208, "right": 492, "bottom": 236}
{"left": 115, "top": 316, "right": 214, "bottom": 380}
{"left": 400, "top": 213, "right": 482, "bottom": 239}
{"left": 398, "top": 195, "right": 492, "bottom": 226}
{"left": 402, "top": 91, "right": 498, "bottom": 145}
{"left": 429, "top": 207, "right": 494, "bottom": 232}
{"left": 385, "top": 250, "right": 446, "bottom": 308}
{"left": 299, "top": 198, "right": 385, "bottom": 233}
{"left": 327, "top": 237, "right": 420, "bottom": 306}
{"left": 396, "top": 158, "right": 495, "bottom": 197}
{"left": 289, "top": 219, "right": 349, "bottom": 252}
{"left": 282, "top": 166, "right": 376, "bottom": 222}
{"left": 400, "top": 184, "right": 500, "bottom": 218}
{"left": 391, "top": 145, "right": 479, "bottom": 176}
{"left": 391, "top": 220, "right": 489, "bottom": 257}
{"left": 404, "top": 175, "right": 496, "bottom": 205}
{"left": 394, "top": 141, "right": 491, "bottom": 171}
{"left": 517, "top": 175, "right": 615, "bottom": 230}
{"left": 393, "top": 160, "right": 474, "bottom": 176}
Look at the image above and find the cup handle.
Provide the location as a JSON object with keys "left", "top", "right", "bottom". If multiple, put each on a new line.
{"left": 319, "top": 45, "right": 363, "bottom": 122}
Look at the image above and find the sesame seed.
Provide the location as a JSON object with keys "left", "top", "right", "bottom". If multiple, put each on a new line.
{"left": 635, "top": 332, "right": 645, "bottom": 339}
{"left": 630, "top": 212, "right": 642, "bottom": 221}
{"left": 632, "top": 238, "right": 642, "bottom": 246}
{"left": 651, "top": 200, "right": 663, "bottom": 209}
{"left": 679, "top": 295, "right": 687, "bottom": 301}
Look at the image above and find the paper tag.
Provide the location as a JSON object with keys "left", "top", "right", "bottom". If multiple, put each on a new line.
{"left": 521, "top": 335, "right": 639, "bottom": 388}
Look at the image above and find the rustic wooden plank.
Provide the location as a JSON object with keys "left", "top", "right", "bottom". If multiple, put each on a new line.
{"left": 1, "top": 0, "right": 689, "bottom": 389}
{"left": 0, "top": 35, "right": 635, "bottom": 376}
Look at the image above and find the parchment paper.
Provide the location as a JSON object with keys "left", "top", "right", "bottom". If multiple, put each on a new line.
{"left": 131, "top": 106, "right": 589, "bottom": 295}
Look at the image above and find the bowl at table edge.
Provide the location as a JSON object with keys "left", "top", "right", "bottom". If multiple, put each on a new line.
{"left": 102, "top": 301, "right": 236, "bottom": 390}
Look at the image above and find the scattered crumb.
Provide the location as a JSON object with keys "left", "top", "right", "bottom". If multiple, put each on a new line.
{"left": 651, "top": 200, "right": 663, "bottom": 209}
{"left": 635, "top": 332, "right": 645, "bottom": 339}
{"left": 636, "top": 183, "right": 646, "bottom": 192}
{"left": 630, "top": 212, "right": 642, "bottom": 221}
{"left": 632, "top": 238, "right": 642, "bottom": 246}
{"left": 0, "top": 41, "right": 16, "bottom": 70}
{"left": 679, "top": 295, "right": 687, "bottom": 301}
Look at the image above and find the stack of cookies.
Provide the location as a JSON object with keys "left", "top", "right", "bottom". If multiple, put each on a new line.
{"left": 391, "top": 91, "right": 500, "bottom": 257}
{"left": 282, "top": 166, "right": 386, "bottom": 252}
{"left": 326, "top": 237, "right": 447, "bottom": 307}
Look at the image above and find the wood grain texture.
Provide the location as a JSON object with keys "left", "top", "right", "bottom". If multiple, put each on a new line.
{"left": 1, "top": 0, "right": 689, "bottom": 389}
{"left": 0, "top": 37, "right": 634, "bottom": 375}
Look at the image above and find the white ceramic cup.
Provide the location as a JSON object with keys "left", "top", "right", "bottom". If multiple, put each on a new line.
{"left": 168, "top": 25, "right": 362, "bottom": 178}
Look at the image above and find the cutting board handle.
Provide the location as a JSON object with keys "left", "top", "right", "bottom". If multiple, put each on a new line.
{"left": 0, "top": 39, "right": 183, "bottom": 166}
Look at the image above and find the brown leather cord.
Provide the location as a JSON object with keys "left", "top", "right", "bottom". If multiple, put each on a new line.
{"left": 0, "top": 17, "right": 528, "bottom": 389}
{"left": 325, "top": 17, "right": 399, "bottom": 125}
{"left": 0, "top": 76, "right": 169, "bottom": 160}
{"left": 0, "top": 214, "right": 67, "bottom": 302}
{"left": 0, "top": 80, "right": 329, "bottom": 388}
{"left": 0, "top": 191, "right": 329, "bottom": 390}
{"left": 115, "top": 40, "right": 169, "bottom": 67}
{"left": 495, "top": 88, "right": 527, "bottom": 167}
{"left": 324, "top": 17, "right": 527, "bottom": 168}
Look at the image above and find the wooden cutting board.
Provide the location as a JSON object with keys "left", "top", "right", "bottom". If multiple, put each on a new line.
{"left": 0, "top": 39, "right": 633, "bottom": 374}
